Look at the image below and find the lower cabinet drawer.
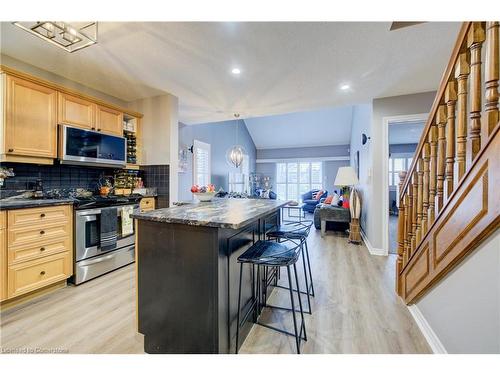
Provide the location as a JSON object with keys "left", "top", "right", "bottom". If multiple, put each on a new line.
{"left": 8, "top": 205, "right": 71, "bottom": 228}
{"left": 140, "top": 197, "right": 155, "bottom": 211}
{"left": 7, "top": 252, "right": 72, "bottom": 298}
{"left": 8, "top": 237, "right": 71, "bottom": 265}
{"left": 8, "top": 222, "right": 71, "bottom": 248}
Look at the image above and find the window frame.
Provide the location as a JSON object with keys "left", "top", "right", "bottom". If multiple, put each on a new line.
{"left": 193, "top": 139, "right": 211, "bottom": 187}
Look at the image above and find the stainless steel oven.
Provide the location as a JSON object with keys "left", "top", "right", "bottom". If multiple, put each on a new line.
{"left": 73, "top": 204, "right": 137, "bottom": 284}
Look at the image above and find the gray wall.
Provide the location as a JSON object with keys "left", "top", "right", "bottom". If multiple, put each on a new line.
{"left": 255, "top": 145, "right": 350, "bottom": 194}
{"left": 352, "top": 92, "right": 435, "bottom": 249}
{"left": 257, "top": 145, "right": 350, "bottom": 159}
{"left": 389, "top": 143, "right": 418, "bottom": 155}
{"left": 178, "top": 119, "right": 256, "bottom": 201}
{"left": 416, "top": 230, "right": 500, "bottom": 353}
{"left": 349, "top": 103, "right": 372, "bottom": 235}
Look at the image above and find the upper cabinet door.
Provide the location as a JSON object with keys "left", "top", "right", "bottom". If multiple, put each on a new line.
{"left": 96, "top": 105, "right": 123, "bottom": 136}
{"left": 4, "top": 75, "right": 57, "bottom": 158}
{"left": 58, "top": 92, "right": 95, "bottom": 129}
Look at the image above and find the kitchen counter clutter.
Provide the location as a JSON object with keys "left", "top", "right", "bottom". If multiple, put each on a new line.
{"left": 131, "top": 198, "right": 289, "bottom": 229}
{"left": 134, "top": 198, "right": 289, "bottom": 353}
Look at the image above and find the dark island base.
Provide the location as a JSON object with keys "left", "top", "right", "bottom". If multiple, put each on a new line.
{"left": 137, "top": 210, "right": 280, "bottom": 354}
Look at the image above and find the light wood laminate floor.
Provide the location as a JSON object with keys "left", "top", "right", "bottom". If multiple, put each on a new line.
{"left": 0, "top": 225, "right": 430, "bottom": 354}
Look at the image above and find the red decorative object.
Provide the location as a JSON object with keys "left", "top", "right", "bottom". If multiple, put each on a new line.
{"left": 342, "top": 199, "right": 350, "bottom": 209}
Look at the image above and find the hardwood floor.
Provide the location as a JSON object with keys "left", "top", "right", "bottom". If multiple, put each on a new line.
{"left": 0, "top": 225, "right": 430, "bottom": 354}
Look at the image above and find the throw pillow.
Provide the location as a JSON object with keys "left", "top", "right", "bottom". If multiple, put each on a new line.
{"left": 324, "top": 195, "right": 333, "bottom": 205}
{"left": 331, "top": 193, "right": 340, "bottom": 206}
{"left": 313, "top": 190, "right": 324, "bottom": 200}
{"left": 261, "top": 189, "right": 271, "bottom": 199}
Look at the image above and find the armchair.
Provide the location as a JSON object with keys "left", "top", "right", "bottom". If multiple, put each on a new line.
{"left": 301, "top": 189, "right": 328, "bottom": 213}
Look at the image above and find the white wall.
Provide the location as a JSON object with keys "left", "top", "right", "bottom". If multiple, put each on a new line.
{"left": 129, "top": 94, "right": 179, "bottom": 204}
{"left": 416, "top": 230, "right": 500, "bottom": 353}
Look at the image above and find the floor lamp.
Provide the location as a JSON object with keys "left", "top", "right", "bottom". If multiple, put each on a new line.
{"left": 334, "top": 166, "right": 361, "bottom": 244}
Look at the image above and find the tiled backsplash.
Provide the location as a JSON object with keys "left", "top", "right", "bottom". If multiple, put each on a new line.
{"left": 0, "top": 163, "right": 112, "bottom": 197}
{"left": 140, "top": 165, "right": 169, "bottom": 208}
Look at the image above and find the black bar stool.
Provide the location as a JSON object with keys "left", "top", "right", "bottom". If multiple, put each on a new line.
{"left": 235, "top": 239, "right": 307, "bottom": 354}
{"left": 266, "top": 221, "right": 315, "bottom": 313}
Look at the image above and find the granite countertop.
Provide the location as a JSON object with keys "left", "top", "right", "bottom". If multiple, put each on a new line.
{"left": 131, "top": 198, "right": 290, "bottom": 229}
{"left": 0, "top": 198, "right": 75, "bottom": 211}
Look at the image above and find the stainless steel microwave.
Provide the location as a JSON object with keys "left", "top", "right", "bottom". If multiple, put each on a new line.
{"left": 60, "top": 125, "right": 126, "bottom": 168}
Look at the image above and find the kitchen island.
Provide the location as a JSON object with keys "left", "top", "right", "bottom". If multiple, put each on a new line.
{"left": 132, "top": 198, "right": 289, "bottom": 354}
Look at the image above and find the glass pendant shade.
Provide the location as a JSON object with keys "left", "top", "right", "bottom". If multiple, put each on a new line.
{"left": 226, "top": 145, "right": 245, "bottom": 168}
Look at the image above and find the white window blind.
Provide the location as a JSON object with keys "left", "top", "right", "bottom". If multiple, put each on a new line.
{"left": 276, "top": 161, "right": 322, "bottom": 202}
{"left": 193, "top": 140, "right": 211, "bottom": 186}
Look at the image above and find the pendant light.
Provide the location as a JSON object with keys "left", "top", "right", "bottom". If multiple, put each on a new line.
{"left": 226, "top": 114, "right": 246, "bottom": 168}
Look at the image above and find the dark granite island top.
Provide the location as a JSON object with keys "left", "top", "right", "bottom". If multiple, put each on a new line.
{"left": 133, "top": 198, "right": 289, "bottom": 353}
{"left": 131, "top": 198, "right": 289, "bottom": 229}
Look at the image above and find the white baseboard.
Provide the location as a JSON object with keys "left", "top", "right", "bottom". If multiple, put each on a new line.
{"left": 407, "top": 304, "right": 447, "bottom": 354}
{"left": 360, "top": 230, "right": 387, "bottom": 256}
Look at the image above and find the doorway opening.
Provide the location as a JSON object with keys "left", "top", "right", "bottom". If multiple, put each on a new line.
{"left": 383, "top": 115, "right": 426, "bottom": 255}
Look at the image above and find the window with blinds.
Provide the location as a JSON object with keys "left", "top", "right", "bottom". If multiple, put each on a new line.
{"left": 276, "top": 161, "right": 322, "bottom": 201}
{"left": 193, "top": 140, "right": 211, "bottom": 186}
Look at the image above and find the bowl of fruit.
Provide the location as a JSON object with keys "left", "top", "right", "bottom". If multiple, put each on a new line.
{"left": 191, "top": 184, "right": 217, "bottom": 202}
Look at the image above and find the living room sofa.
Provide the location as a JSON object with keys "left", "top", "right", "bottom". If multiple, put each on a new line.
{"left": 313, "top": 203, "right": 351, "bottom": 236}
{"left": 301, "top": 189, "right": 328, "bottom": 213}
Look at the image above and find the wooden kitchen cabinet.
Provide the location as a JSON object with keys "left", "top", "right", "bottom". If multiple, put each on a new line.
{"left": 1, "top": 74, "right": 57, "bottom": 163}
{"left": 0, "top": 212, "right": 7, "bottom": 302}
{"left": 2, "top": 205, "right": 73, "bottom": 302}
{"left": 96, "top": 105, "right": 123, "bottom": 136}
{"left": 140, "top": 197, "right": 156, "bottom": 212}
{"left": 58, "top": 92, "right": 95, "bottom": 129}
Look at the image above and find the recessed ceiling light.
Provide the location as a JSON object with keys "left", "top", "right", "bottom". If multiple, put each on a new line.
{"left": 231, "top": 68, "right": 241, "bottom": 75}
{"left": 340, "top": 84, "right": 350, "bottom": 90}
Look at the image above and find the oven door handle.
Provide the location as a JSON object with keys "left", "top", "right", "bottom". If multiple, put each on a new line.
{"left": 78, "top": 246, "right": 134, "bottom": 267}
{"left": 78, "top": 214, "right": 97, "bottom": 222}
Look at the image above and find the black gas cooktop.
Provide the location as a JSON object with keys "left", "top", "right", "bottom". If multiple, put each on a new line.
{"left": 73, "top": 194, "right": 143, "bottom": 209}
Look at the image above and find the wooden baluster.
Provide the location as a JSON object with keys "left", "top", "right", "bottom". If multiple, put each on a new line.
{"left": 467, "top": 22, "right": 486, "bottom": 163}
{"left": 428, "top": 124, "right": 438, "bottom": 225}
{"left": 415, "top": 160, "right": 423, "bottom": 245}
{"left": 436, "top": 105, "right": 447, "bottom": 212}
{"left": 445, "top": 80, "right": 457, "bottom": 200}
{"left": 396, "top": 171, "right": 407, "bottom": 295}
{"left": 407, "top": 182, "right": 414, "bottom": 258}
{"left": 411, "top": 172, "right": 418, "bottom": 253}
{"left": 422, "top": 143, "right": 430, "bottom": 236}
{"left": 485, "top": 21, "right": 499, "bottom": 136}
{"left": 403, "top": 194, "right": 410, "bottom": 265}
{"left": 455, "top": 51, "right": 470, "bottom": 180}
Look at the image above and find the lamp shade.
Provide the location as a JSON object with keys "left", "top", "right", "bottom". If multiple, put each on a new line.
{"left": 334, "top": 166, "right": 359, "bottom": 186}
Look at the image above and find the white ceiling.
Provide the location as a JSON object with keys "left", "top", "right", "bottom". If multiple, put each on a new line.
{"left": 0, "top": 22, "right": 460, "bottom": 124}
{"left": 245, "top": 106, "right": 354, "bottom": 149}
{"left": 389, "top": 120, "right": 425, "bottom": 144}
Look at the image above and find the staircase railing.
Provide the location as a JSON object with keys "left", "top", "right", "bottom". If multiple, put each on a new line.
{"left": 396, "top": 22, "right": 500, "bottom": 303}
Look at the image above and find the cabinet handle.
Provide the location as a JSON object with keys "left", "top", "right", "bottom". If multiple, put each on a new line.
{"left": 8, "top": 149, "right": 14, "bottom": 152}
{"left": 97, "top": 128, "right": 101, "bottom": 131}
{"left": 40, "top": 247, "right": 45, "bottom": 251}
{"left": 40, "top": 271, "right": 46, "bottom": 276}
{"left": 40, "top": 213, "right": 46, "bottom": 218}
{"left": 40, "top": 230, "right": 45, "bottom": 235}
{"left": 91, "top": 127, "right": 96, "bottom": 130}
